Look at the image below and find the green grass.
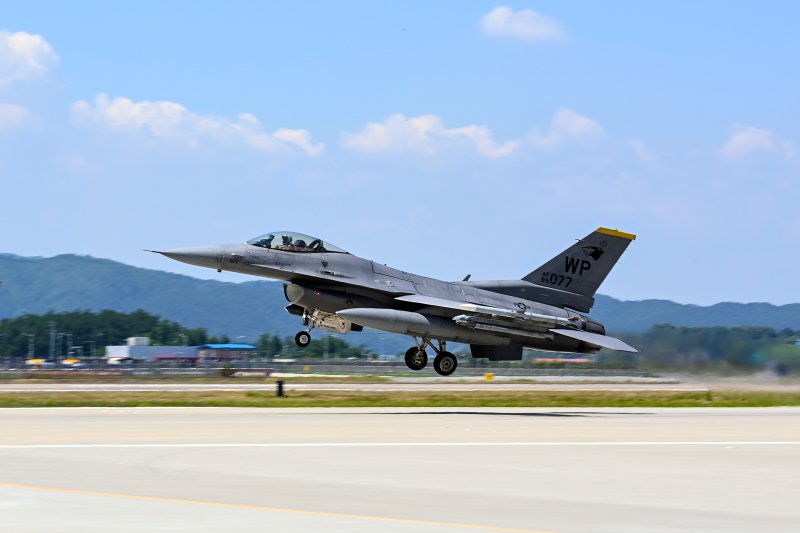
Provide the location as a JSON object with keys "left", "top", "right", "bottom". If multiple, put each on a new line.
{"left": 1, "top": 390, "right": 799, "bottom": 408}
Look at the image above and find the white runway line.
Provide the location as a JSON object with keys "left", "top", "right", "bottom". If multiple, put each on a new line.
{"left": 1, "top": 441, "right": 799, "bottom": 449}
{"left": 0, "top": 387, "right": 711, "bottom": 392}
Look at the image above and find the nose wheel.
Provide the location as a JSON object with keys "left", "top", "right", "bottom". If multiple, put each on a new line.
{"left": 404, "top": 347, "right": 428, "bottom": 371}
{"left": 295, "top": 331, "right": 311, "bottom": 348}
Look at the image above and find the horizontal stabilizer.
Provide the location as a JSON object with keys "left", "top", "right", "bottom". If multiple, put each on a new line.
{"left": 550, "top": 329, "right": 638, "bottom": 352}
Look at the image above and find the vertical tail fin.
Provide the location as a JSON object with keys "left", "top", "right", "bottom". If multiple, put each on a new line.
{"left": 523, "top": 227, "right": 635, "bottom": 300}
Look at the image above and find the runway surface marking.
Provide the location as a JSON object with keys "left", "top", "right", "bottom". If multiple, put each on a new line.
{"left": 0, "top": 480, "right": 555, "bottom": 533}
{"left": 0, "top": 387, "right": 709, "bottom": 392}
{"left": 2, "top": 441, "right": 799, "bottom": 449}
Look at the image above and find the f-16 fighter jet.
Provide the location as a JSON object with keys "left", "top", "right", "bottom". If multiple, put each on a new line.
{"left": 153, "top": 227, "right": 637, "bottom": 376}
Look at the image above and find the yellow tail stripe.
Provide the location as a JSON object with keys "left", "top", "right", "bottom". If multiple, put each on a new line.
{"left": 596, "top": 227, "right": 636, "bottom": 240}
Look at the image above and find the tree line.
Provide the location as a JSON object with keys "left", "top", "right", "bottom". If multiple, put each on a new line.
{"left": 1, "top": 310, "right": 798, "bottom": 370}
{"left": 0, "top": 310, "right": 230, "bottom": 359}
{"left": 609, "top": 324, "right": 800, "bottom": 372}
{"left": 254, "top": 332, "right": 375, "bottom": 359}
{"left": 0, "top": 310, "right": 374, "bottom": 360}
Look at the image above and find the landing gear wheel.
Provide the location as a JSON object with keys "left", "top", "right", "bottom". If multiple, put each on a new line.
{"left": 295, "top": 331, "right": 311, "bottom": 348}
{"left": 404, "top": 347, "right": 428, "bottom": 371}
{"left": 433, "top": 352, "right": 457, "bottom": 376}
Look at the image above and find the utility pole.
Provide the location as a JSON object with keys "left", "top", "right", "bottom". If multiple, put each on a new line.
{"left": 23, "top": 333, "right": 35, "bottom": 358}
{"left": 49, "top": 322, "right": 56, "bottom": 361}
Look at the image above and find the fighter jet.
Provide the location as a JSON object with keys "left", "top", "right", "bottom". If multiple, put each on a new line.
{"left": 153, "top": 227, "right": 637, "bottom": 376}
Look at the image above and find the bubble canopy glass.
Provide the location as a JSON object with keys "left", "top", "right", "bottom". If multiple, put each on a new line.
{"left": 246, "top": 231, "right": 347, "bottom": 254}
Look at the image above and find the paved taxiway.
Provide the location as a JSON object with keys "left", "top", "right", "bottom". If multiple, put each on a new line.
{"left": 1, "top": 407, "right": 798, "bottom": 532}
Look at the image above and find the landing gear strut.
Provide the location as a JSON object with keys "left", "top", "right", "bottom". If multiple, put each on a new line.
{"left": 403, "top": 337, "right": 458, "bottom": 376}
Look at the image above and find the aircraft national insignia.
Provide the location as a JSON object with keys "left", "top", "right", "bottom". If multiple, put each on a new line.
{"left": 582, "top": 246, "right": 605, "bottom": 260}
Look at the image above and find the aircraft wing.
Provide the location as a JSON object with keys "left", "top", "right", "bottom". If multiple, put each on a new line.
{"left": 394, "top": 294, "right": 636, "bottom": 352}
{"left": 395, "top": 294, "right": 577, "bottom": 327}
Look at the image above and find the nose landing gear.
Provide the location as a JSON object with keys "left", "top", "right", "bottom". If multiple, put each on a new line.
{"left": 295, "top": 331, "right": 311, "bottom": 348}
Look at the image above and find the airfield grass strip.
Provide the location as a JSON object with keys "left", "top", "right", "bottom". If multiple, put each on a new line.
{"left": 0, "top": 390, "right": 799, "bottom": 408}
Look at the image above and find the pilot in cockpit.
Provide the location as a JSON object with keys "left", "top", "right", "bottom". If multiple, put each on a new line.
{"left": 247, "top": 232, "right": 346, "bottom": 254}
{"left": 278, "top": 235, "right": 294, "bottom": 250}
{"left": 254, "top": 235, "right": 274, "bottom": 248}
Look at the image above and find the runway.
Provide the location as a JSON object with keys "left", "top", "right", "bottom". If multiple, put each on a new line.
{"left": 0, "top": 381, "right": 707, "bottom": 393}
{"left": 1, "top": 407, "right": 798, "bottom": 532}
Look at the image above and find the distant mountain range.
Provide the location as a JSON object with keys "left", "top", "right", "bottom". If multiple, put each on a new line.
{"left": 1, "top": 254, "right": 798, "bottom": 352}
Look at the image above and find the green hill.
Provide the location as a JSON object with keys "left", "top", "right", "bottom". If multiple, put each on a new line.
{"left": 592, "top": 295, "right": 800, "bottom": 333}
{"left": 0, "top": 253, "right": 295, "bottom": 338}
{"left": 1, "top": 254, "right": 798, "bottom": 350}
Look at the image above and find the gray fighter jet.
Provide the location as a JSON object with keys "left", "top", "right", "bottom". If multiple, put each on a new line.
{"left": 153, "top": 227, "right": 637, "bottom": 376}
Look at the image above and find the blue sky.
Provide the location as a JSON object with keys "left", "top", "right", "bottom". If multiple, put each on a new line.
{"left": 1, "top": 1, "right": 798, "bottom": 305}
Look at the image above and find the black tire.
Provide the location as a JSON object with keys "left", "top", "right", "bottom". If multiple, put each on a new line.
{"left": 404, "top": 347, "right": 428, "bottom": 371}
{"left": 295, "top": 331, "right": 311, "bottom": 348}
{"left": 433, "top": 352, "right": 457, "bottom": 376}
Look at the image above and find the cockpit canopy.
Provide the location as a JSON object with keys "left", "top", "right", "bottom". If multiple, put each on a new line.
{"left": 246, "top": 231, "right": 347, "bottom": 254}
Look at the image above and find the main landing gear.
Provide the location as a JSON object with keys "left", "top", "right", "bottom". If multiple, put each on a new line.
{"left": 404, "top": 337, "right": 458, "bottom": 376}
{"left": 404, "top": 347, "right": 428, "bottom": 370}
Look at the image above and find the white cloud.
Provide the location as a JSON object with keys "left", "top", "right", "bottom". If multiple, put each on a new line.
{"left": 0, "top": 30, "right": 58, "bottom": 87}
{"left": 721, "top": 125, "right": 794, "bottom": 159}
{"left": 0, "top": 103, "right": 31, "bottom": 133}
{"left": 71, "top": 94, "right": 323, "bottom": 156}
{"left": 628, "top": 138, "right": 657, "bottom": 162}
{"left": 529, "top": 107, "right": 602, "bottom": 148}
{"left": 341, "top": 114, "right": 520, "bottom": 158}
{"left": 480, "top": 6, "right": 568, "bottom": 42}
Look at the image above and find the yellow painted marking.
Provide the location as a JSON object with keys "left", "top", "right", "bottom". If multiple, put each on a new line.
{"left": 0, "top": 480, "right": 556, "bottom": 533}
{"left": 596, "top": 227, "right": 636, "bottom": 240}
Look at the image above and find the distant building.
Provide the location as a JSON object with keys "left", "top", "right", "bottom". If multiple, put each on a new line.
{"left": 105, "top": 338, "right": 198, "bottom": 361}
{"left": 105, "top": 340, "right": 257, "bottom": 363}
{"left": 197, "top": 344, "right": 256, "bottom": 363}
{"left": 126, "top": 337, "right": 151, "bottom": 346}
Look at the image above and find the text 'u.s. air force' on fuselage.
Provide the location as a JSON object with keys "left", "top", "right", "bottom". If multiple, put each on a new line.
{"left": 152, "top": 228, "right": 637, "bottom": 376}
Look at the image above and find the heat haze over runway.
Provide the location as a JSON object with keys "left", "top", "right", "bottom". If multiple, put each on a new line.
{"left": 1, "top": 407, "right": 798, "bottom": 532}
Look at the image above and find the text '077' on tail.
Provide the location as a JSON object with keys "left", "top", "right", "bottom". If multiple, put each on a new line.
{"left": 523, "top": 227, "right": 636, "bottom": 309}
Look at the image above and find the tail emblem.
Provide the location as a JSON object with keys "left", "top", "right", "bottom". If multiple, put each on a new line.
{"left": 582, "top": 246, "right": 605, "bottom": 261}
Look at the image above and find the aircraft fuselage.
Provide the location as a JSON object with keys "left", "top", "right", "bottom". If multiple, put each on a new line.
{"left": 155, "top": 227, "right": 637, "bottom": 374}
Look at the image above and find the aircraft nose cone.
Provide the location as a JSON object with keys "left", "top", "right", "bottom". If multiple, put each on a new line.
{"left": 150, "top": 246, "right": 224, "bottom": 269}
